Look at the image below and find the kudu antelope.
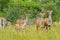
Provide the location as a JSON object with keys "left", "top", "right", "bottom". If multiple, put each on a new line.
{"left": 44, "top": 10, "right": 53, "bottom": 30}
{"left": 0, "top": 17, "right": 11, "bottom": 29}
{"left": 36, "top": 13, "right": 45, "bottom": 31}
{"left": 0, "top": 17, "right": 6, "bottom": 29}
{"left": 5, "top": 20, "right": 11, "bottom": 27}
{"left": 15, "top": 14, "right": 29, "bottom": 31}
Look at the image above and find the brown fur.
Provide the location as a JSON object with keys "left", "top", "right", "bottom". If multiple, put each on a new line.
{"left": 36, "top": 19, "right": 43, "bottom": 31}
{"left": 44, "top": 10, "right": 53, "bottom": 30}
{"left": 15, "top": 19, "right": 26, "bottom": 31}
{"left": 44, "top": 18, "right": 49, "bottom": 29}
{"left": 36, "top": 13, "right": 45, "bottom": 31}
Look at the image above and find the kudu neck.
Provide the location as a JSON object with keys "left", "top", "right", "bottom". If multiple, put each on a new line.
{"left": 26, "top": 15, "right": 28, "bottom": 21}
{"left": 48, "top": 13, "right": 52, "bottom": 20}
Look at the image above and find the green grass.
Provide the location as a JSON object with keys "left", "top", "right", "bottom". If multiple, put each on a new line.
{"left": 0, "top": 23, "right": 60, "bottom": 40}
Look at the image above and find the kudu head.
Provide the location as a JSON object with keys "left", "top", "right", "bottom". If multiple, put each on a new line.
{"left": 25, "top": 13, "right": 30, "bottom": 16}
{"left": 47, "top": 10, "right": 53, "bottom": 15}
{"left": 40, "top": 12, "right": 45, "bottom": 18}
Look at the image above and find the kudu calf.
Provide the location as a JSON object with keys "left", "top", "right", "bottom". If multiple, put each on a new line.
{"left": 44, "top": 10, "right": 53, "bottom": 30}
{"left": 36, "top": 13, "right": 45, "bottom": 31}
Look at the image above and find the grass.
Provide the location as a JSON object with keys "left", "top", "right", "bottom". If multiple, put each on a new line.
{"left": 0, "top": 23, "right": 60, "bottom": 40}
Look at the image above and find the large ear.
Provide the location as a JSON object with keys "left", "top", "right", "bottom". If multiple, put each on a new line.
{"left": 42, "top": 13, "right": 45, "bottom": 16}
{"left": 40, "top": 12, "right": 42, "bottom": 15}
{"left": 50, "top": 10, "right": 53, "bottom": 13}
{"left": 47, "top": 10, "right": 53, "bottom": 13}
{"left": 40, "top": 12, "right": 45, "bottom": 16}
{"left": 28, "top": 13, "right": 30, "bottom": 15}
{"left": 46, "top": 10, "right": 50, "bottom": 12}
{"left": 25, "top": 13, "right": 30, "bottom": 16}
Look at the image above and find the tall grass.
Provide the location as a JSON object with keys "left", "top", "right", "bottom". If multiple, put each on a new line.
{"left": 0, "top": 23, "right": 60, "bottom": 40}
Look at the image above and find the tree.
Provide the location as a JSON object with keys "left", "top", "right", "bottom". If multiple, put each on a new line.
{"left": 0, "top": 0, "right": 10, "bottom": 12}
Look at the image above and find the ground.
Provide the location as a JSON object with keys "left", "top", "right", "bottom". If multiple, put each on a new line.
{"left": 0, "top": 23, "right": 60, "bottom": 40}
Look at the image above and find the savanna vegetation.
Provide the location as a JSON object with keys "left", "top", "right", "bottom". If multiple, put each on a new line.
{"left": 0, "top": 0, "right": 60, "bottom": 40}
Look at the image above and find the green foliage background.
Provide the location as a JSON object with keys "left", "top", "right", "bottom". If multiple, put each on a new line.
{"left": 0, "top": 0, "right": 60, "bottom": 23}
